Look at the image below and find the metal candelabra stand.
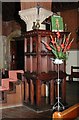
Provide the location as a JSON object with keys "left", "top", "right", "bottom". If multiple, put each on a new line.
{"left": 52, "top": 59, "right": 65, "bottom": 111}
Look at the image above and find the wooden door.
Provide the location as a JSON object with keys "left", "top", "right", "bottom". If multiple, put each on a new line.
{"left": 10, "top": 40, "right": 24, "bottom": 70}
{"left": 10, "top": 41, "right": 17, "bottom": 70}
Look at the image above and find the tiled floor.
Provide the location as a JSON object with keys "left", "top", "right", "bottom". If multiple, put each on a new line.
{"left": 1, "top": 81, "right": 79, "bottom": 120}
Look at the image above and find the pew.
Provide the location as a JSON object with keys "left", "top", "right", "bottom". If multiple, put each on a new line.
{"left": 53, "top": 103, "right": 79, "bottom": 120}
{"left": 69, "top": 66, "right": 79, "bottom": 82}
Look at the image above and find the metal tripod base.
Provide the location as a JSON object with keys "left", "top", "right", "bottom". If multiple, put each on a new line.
{"left": 52, "top": 101, "right": 65, "bottom": 111}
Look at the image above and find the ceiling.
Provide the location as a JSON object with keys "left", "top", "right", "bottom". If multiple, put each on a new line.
{"left": 2, "top": 2, "right": 79, "bottom": 21}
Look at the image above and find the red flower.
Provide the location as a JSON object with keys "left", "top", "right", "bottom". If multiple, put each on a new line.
{"left": 63, "top": 48, "right": 67, "bottom": 53}
{"left": 63, "top": 39, "right": 74, "bottom": 52}
{"left": 46, "top": 46, "right": 52, "bottom": 50}
{"left": 66, "top": 38, "right": 69, "bottom": 43}
{"left": 61, "top": 44, "right": 64, "bottom": 49}
{"left": 42, "top": 40, "right": 52, "bottom": 51}
{"left": 56, "top": 32, "right": 60, "bottom": 39}
{"left": 42, "top": 32, "right": 74, "bottom": 60}
{"left": 56, "top": 45, "right": 60, "bottom": 52}
{"left": 50, "top": 35, "right": 55, "bottom": 45}
{"left": 67, "top": 39, "right": 74, "bottom": 50}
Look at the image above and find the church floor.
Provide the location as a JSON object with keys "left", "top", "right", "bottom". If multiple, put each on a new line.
{"left": 1, "top": 81, "right": 79, "bottom": 120}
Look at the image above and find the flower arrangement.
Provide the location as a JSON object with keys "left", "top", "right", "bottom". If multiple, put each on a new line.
{"left": 42, "top": 32, "right": 74, "bottom": 61}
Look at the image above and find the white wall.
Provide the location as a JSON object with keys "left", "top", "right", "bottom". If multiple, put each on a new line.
{"left": 66, "top": 50, "right": 79, "bottom": 81}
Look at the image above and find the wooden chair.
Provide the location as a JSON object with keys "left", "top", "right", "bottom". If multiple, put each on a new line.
{"left": 9, "top": 70, "right": 24, "bottom": 82}
{"left": 69, "top": 66, "right": 79, "bottom": 82}
{"left": 53, "top": 103, "right": 79, "bottom": 120}
{"left": 0, "top": 78, "right": 9, "bottom": 91}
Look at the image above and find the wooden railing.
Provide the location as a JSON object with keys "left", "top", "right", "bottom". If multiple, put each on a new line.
{"left": 53, "top": 103, "right": 79, "bottom": 120}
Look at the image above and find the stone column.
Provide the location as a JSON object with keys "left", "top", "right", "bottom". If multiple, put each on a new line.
{"left": 0, "top": 35, "right": 7, "bottom": 69}
{"left": 19, "top": 7, "right": 53, "bottom": 31}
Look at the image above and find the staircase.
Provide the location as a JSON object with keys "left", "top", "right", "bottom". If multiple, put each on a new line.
{"left": 0, "top": 70, "right": 24, "bottom": 109}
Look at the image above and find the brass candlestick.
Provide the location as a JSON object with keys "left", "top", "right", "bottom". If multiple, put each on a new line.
{"left": 36, "top": 19, "right": 40, "bottom": 29}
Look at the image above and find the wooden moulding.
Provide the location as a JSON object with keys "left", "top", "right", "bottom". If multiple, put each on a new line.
{"left": 53, "top": 103, "right": 79, "bottom": 120}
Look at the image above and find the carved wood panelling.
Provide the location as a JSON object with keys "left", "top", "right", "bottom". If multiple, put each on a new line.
{"left": 20, "top": 2, "right": 52, "bottom": 10}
